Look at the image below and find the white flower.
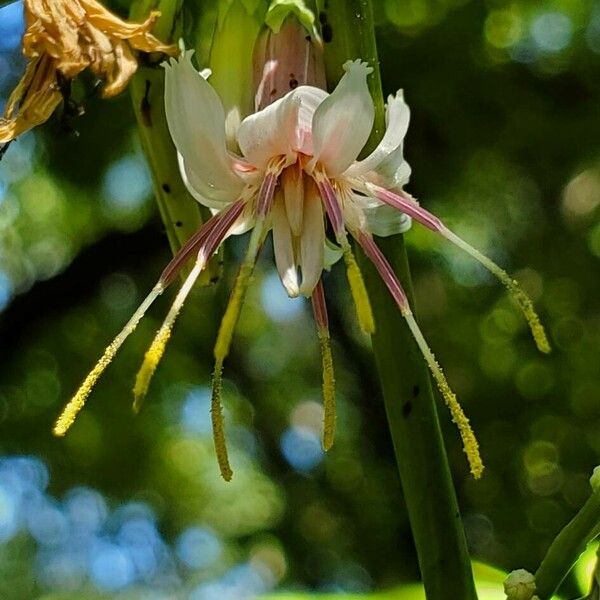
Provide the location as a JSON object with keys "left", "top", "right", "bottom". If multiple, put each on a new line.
{"left": 164, "top": 52, "right": 412, "bottom": 299}
{"left": 54, "top": 52, "right": 549, "bottom": 482}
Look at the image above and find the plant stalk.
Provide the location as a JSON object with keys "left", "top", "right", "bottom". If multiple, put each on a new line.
{"left": 318, "top": 1, "right": 478, "bottom": 598}
{"left": 535, "top": 484, "right": 600, "bottom": 599}
{"left": 129, "top": 0, "right": 219, "bottom": 284}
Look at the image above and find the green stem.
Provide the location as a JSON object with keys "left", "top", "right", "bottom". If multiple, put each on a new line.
{"left": 535, "top": 485, "right": 600, "bottom": 599}
{"left": 318, "top": 2, "right": 478, "bottom": 598}
{"left": 129, "top": 0, "right": 219, "bottom": 284}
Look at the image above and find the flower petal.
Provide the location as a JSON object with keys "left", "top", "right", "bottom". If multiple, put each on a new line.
{"left": 345, "top": 91, "right": 410, "bottom": 178}
{"left": 237, "top": 92, "right": 300, "bottom": 168}
{"left": 299, "top": 178, "right": 325, "bottom": 296}
{"left": 164, "top": 52, "right": 243, "bottom": 204}
{"left": 309, "top": 60, "right": 374, "bottom": 176}
{"left": 282, "top": 163, "right": 304, "bottom": 236}
{"left": 363, "top": 203, "right": 412, "bottom": 237}
{"left": 272, "top": 192, "right": 300, "bottom": 297}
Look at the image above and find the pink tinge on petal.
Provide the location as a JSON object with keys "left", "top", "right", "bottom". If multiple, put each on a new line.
{"left": 311, "top": 279, "right": 329, "bottom": 330}
{"left": 159, "top": 200, "right": 246, "bottom": 286}
{"left": 369, "top": 185, "right": 444, "bottom": 233}
{"left": 256, "top": 171, "right": 278, "bottom": 217}
{"left": 357, "top": 232, "right": 410, "bottom": 313}
{"left": 315, "top": 176, "right": 345, "bottom": 236}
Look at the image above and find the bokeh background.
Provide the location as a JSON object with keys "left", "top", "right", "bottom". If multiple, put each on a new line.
{"left": 0, "top": 0, "right": 599, "bottom": 598}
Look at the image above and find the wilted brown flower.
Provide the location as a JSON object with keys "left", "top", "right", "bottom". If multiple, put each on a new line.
{"left": 0, "top": 0, "right": 178, "bottom": 144}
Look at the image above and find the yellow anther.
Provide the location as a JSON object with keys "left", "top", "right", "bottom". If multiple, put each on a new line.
{"left": 505, "top": 278, "right": 551, "bottom": 354}
{"left": 211, "top": 361, "right": 233, "bottom": 481}
{"left": 442, "top": 229, "right": 550, "bottom": 354}
{"left": 53, "top": 283, "right": 164, "bottom": 436}
{"left": 318, "top": 329, "right": 336, "bottom": 451}
{"left": 132, "top": 326, "right": 172, "bottom": 412}
{"left": 210, "top": 221, "right": 266, "bottom": 481}
{"left": 405, "top": 311, "right": 484, "bottom": 479}
{"left": 214, "top": 224, "right": 264, "bottom": 362}
{"left": 343, "top": 247, "right": 375, "bottom": 335}
{"left": 54, "top": 341, "right": 119, "bottom": 436}
{"left": 132, "top": 260, "right": 205, "bottom": 413}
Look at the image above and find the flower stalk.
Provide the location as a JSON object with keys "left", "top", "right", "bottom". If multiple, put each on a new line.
{"left": 317, "top": 0, "right": 479, "bottom": 598}
{"left": 129, "top": 0, "right": 218, "bottom": 279}
{"left": 534, "top": 472, "right": 600, "bottom": 599}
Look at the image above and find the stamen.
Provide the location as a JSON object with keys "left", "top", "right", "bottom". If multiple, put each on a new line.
{"left": 314, "top": 173, "right": 345, "bottom": 236}
{"left": 210, "top": 220, "right": 268, "bottom": 481}
{"left": 211, "top": 361, "right": 233, "bottom": 481}
{"left": 53, "top": 283, "right": 164, "bottom": 436}
{"left": 311, "top": 280, "right": 336, "bottom": 451}
{"left": 404, "top": 311, "right": 484, "bottom": 479}
{"left": 357, "top": 232, "right": 483, "bottom": 478}
{"left": 132, "top": 260, "right": 205, "bottom": 413}
{"left": 160, "top": 200, "right": 245, "bottom": 287}
{"left": 343, "top": 246, "right": 375, "bottom": 335}
{"left": 442, "top": 228, "right": 551, "bottom": 354}
{"left": 367, "top": 184, "right": 550, "bottom": 354}
{"left": 314, "top": 174, "right": 375, "bottom": 334}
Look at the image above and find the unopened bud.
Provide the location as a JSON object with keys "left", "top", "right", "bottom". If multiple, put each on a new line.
{"left": 504, "top": 569, "right": 536, "bottom": 600}
{"left": 253, "top": 15, "right": 326, "bottom": 110}
{"left": 590, "top": 466, "right": 600, "bottom": 491}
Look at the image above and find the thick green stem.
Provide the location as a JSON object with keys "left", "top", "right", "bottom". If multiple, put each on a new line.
{"left": 318, "top": 2, "right": 478, "bottom": 598}
{"left": 129, "top": 0, "right": 219, "bottom": 284}
{"left": 535, "top": 485, "right": 600, "bottom": 599}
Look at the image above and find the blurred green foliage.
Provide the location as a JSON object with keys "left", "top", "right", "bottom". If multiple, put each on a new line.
{"left": 0, "top": 0, "right": 599, "bottom": 598}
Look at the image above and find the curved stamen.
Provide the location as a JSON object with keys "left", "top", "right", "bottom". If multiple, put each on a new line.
{"left": 133, "top": 200, "right": 249, "bottom": 412}
{"left": 367, "top": 183, "right": 550, "bottom": 354}
{"left": 160, "top": 199, "right": 246, "bottom": 287}
{"left": 357, "top": 232, "right": 484, "bottom": 479}
{"left": 314, "top": 173, "right": 375, "bottom": 334}
{"left": 210, "top": 176, "right": 277, "bottom": 481}
{"left": 53, "top": 283, "right": 164, "bottom": 437}
{"left": 311, "top": 279, "right": 336, "bottom": 451}
{"left": 53, "top": 201, "right": 247, "bottom": 437}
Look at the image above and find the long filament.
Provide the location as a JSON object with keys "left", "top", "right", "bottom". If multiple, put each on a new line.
{"left": 358, "top": 232, "right": 484, "bottom": 478}
{"left": 442, "top": 228, "right": 551, "bottom": 354}
{"left": 311, "top": 280, "right": 336, "bottom": 450}
{"left": 132, "top": 260, "right": 205, "bottom": 413}
{"left": 368, "top": 184, "right": 550, "bottom": 354}
{"left": 316, "top": 173, "right": 374, "bottom": 334}
{"left": 404, "top": 311, "right": 484, "bottom": 479}
{"left": 210, "top": 219, "right": 268, "bottom": 481}
{"left": 53, "top": 283, "right": 164, "bottom": 436}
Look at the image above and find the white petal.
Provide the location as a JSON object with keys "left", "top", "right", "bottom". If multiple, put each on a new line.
{"left": 293, "top": 86, "right": 328, "bottom": 155}
{"left": 324, "top": 239, "right": 343, "bottom": 269}
{"left": 309, "top": 60, "right": 374, "bottom": 176}
{"left": 164, "top": 52, "right": 243, "bottom": 204}
{"left": 377, "top": 152, "right": 412, "bottom": 189}
{"left": 299, "top": 178, "right": 325, "bottom": 296}
{"left": 237, "top": 92, "right": 299, "bottom": 168}
{"left": 345, "top": 91, "right": 410, "bottom": 178}
{"left": 282, "top": 163, "right": 304, "bottom": 236}
{"left": 272, "top": 194, "right": 299, "bottom": 297}
{"left": 363, "top": 204, "right": 412, "bottom": 237}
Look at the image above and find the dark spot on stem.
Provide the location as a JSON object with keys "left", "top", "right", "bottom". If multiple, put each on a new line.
{"left": 319, "top": 11, "right": 327, "bottom": 25}
{"left": 305, "top": 35, "right": 311, "bottom": 41}
{"left": 412, "top": 385, "right": 420, "bottom": 398}
{"left": 141, "top": 80, "right": 152, "bottom": 127}
{"left": 289, "top": 78, "right": 298, "bottom": 89}
{"left": 162, "top": 183, "right": 171, "bottom": 193}
{"left": 175, "top": 221, "right": 182, "bottom": 227}
{"left": 322, "top": 24, "right": 333, "bottom": 43}
{"left": 402, "top": 401, "right": 413, "bottom": 418}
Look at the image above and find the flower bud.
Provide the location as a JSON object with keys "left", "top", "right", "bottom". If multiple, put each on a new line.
{"left": 504, "top": 569, "right": 537, "bottom": 600}
{"left": 253, "top": 14, "right": 326, "bottom": 110}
